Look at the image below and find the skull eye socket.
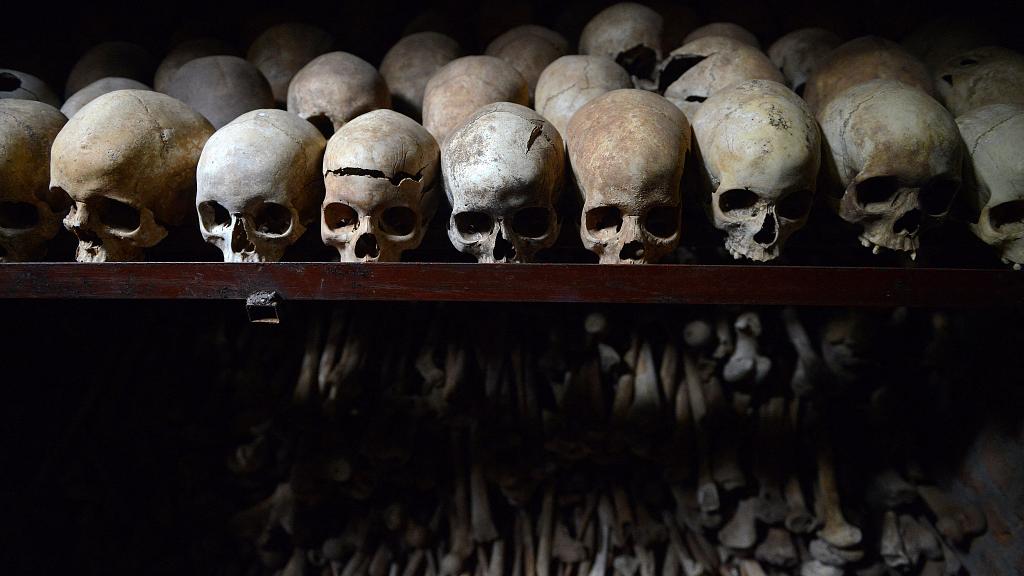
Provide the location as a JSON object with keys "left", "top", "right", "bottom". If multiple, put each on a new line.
{"left": 252, "top": 202, "right": 292, "bottom": 236}
{"left": 380, "top": 206, "right": 417, "bottom": 237}
{"left": 854, "top": 176, "right": 899, "bottom": 206}
{"left": 0, "top": 202, "right": 39, "bottom": 229}
{"left": 920, "top": 177, "right": 959, "bottom": 216}
{"left": 585, "top": 206, "right": 623, "bottom": 241}
{"left": 95, "top": 197, "right": 141, "bottom": 232}
{"left": 454, "top": 211, "right": 493, "bottom": 242}
{"left": 198, "top": 201, "right": 231, "bottom": 231}
{"left": 643, "top": 206, "right": 679, "bottom": 239}
{"left": 989, "top": 200, "right": 1024, "bottom": 228}
{"left": 718, "top": 189, "right": 759, "bottom": 213}
{"left": 511, "top": 207, "right": 552, "bottom": 239}
{"left": 324, "top": 203, "right": 358, "bottom": 230}
{"left": 776, "top": 189, "right": 814, "bottom": 220}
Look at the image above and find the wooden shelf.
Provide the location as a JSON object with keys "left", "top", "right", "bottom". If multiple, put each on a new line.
{"left": 0, "top": 263, "right": 1021, "bottom": 307}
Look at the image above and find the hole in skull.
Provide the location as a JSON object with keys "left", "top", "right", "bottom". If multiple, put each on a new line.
{"left": 753, "top": 213, "right": 778, "bottom": 246}
{"left": 718, "top": 189, "right": 759, "bottom": 212}
{"left": 0, "top": 72, "right": 22, "bottom": 91}
{"left": 616, "top": 45, "right": 657, "bottom": 80}
{"left": 511, "top": 207, "right": 551, "bottom": 239}
{"left": 794, "top": 83, "right": 806, "bottom": 97}
{"left": 920, "top": 177, "right": 959, "bottom": 215}
{"left": 95, "top": 197, "right": 141, "bottom": 231}
{"left": 354, "top": 233, "right": 380, "bottom": 259}
{"left": 493, "top": 229, "right": 515, "bottom": 261}
{"left": 989, "top": 200, "right": 1024, "bottom": 228}
{"left": 324, "top": 203, "right": 358, "bottom": 230}
{"left": 198, "top": 201, "right": 231, "bottom": 231}
{"left": 960, "top": 58, "right": 979, "bottom": 66}
{"left": 252, "top": 202, "right": 292, "bottom": 236}
{"left": 855, "top": 175, "right": 899, "bottom": 206}
{"left": 307, "top": 114, "right": 335, "bottom": 138}
{"left": 39, "top": 186, "right": 72, "bottom": 213}
{"left": 893, "top": 209, "right": 922, "bottom": 235}
{"left": 644, "top": 205, "right": 679, "bottom": 238}
{"left": 0, "top": 202, "right": 39, "bottom": 229}
{"left": 658, "top": 55, "right": 707, "bottom": 92}
{"left": 380, "top": 206, "right": 417, "bottom": 236}
{"left": 585, "top": 206, "right": 623, "bottom": 241}
{"left": 776, "top": 189, "right": 813, "bottom": 220}
{"left": 454, "top": 211, "right": 493, "bottom": 242}
{"left": 685, "top": 95, "right": 707, "bottom": 103}
{"left": 941, "top": 74, "right": 954, "bottom": 86}
{"left": 619, "top": 240, "right": 645, "bottom": 261}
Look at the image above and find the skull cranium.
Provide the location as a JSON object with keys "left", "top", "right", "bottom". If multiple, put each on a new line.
{"left": 287, "top": 52, "right": 391, "bottom": 138}
{"left": 534, "top": 55, "right": 632, "bottom": 138}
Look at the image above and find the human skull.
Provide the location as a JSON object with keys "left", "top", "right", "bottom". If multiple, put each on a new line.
{"left": 682, "top": 22, "right": 760, "bottom": 49}
{"left": 61, "top": 77, "right": 151, "bottom": 118}
{"left": 902, "top": 18, "right": 988, "bottom": 71}
{"left": 246, "top": 23, "right": 334, "bottom": 105}
{"left": 485, "top": 25, "right": 570, "bottom": 101}
{"left": 51, "top": 90, "right": 214, "bottom": 262}
{"left": 535, "top": 55, "right": 632, "bottom": 138}
{"left": 197, "top": 109, "right": 325, "bottom": 262}
{"left": 803, "top": 36, "right": 934, "bottom": 113}
{"left": 165, "top": 56, "right": 275, "bottom": 129}
{"left": 443, "top": 102, "right": 564, "bottom": 263}
{"left": 658, "top": 36, "right": 784, "bottom": 120}
{"left": 935, "top": 47, "right": 1024, "bottom": 117}
{"left": 579, "top": 2, "right": 663, "bottom": 81}
{"left": 692, "top": 80, "right": 820, "bottom": 261}
{"left": 0, "top": 100, "right": 67, "bottom": 261}
{"left": 322, "top": 110, "right": 439, "bottom": 262}
{"left": 818, "top": 79, "right": 962, "bottom": 256}
{"left": 421, "top": 56, "right": 528, "bottom": 145}
{"left": 379, "top": 32, "right": 461, "bottom": 121}
{"left": 153, "top": 37, "right": 237, "bottom": 93}
{"left": 957, "top": 104, "right": 1024, "bottom": 269}
{"left": 0, "top": 69, "right": 60, "bottom": 107}
{"left": 567, "top": 89, "right": 690, "bottom": 264}
{"left": 767, "top": 28, "right": 842, "bottom": 95}
{"left": 287, "top": 52, "right": 391, "bottom": 138}
{"left": 64, "top": 41, "right": 153, "bottom": 98}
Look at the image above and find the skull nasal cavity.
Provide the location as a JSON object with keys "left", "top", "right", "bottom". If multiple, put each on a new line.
{"left": 355, "top": 233, "right": 380, "bottom": 259}
{"left": 754, "top": 213, "right": 778, "bottom": 246}
{"left": 619, "top": 241, "right": 645, "bottom": 261}
{"left": 493, "top": 229, "right": 515, "bottom": 261}
{"left": 0, "top": 72, "right": 22, "bottom": 91}
{"left": 231, "top": 220, "right": 253, "bottom": 253}
{"left": 894, "top": 209, "right": 922, "bottom": 235}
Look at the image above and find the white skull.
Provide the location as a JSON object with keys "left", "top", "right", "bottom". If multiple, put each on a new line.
{"left": 165, "top": 56, "right": 275, "bottom": 129}
{"left": 803, "top": 36, "right": 935, "bottom": 113}
{"left": 534, "top": 55, "right": 632, "bottom": 138}
{"left": 567, "top": 89, "right": 690, "bottom": 264}
{"left": 322, "top": 109, "right": 440, "bottom": 262}
{"left": 0, "top": 100, "right": 67, "bottom": 261}
{"left": 935, "top": 47, "right": 1024, "bottom": 117}
{"left": 421, "top": 56, "right": 528, "bottom": 145}
{"left": 61, "top": 77, "right": 151, "bottom": 119}
{"left": 818, "top": 80, "right": 962, "bottom": 256}
{"left": 485, "top": 25, "right": 569, "bottom": 101}
{"left": 957, "top": 104, "right": 1024, "bottom": 269}
{"left": 443, "top": 102, "right": 564, "bottom": 263}
{"left": 766, "top": 28, "right": 841, "bottom": 96}
{"left": 197, "top": 109, "right": 325, "bottom": 262}
{"left": 682, "top": 22, "right": 760, "bottom": 49}
{"left": 578, "top": 2, "right": 663, "bottom": 81}
{"left": 246, "top": 23, "right": 335, "bottom": 105}
{"left": 0, "top": 69, "right": 61, "bottom": 107}
{"left": 692, "top": 80, "right": 820, "bottom": 261}
{"left": 379, "top": 32, "right": 462, "bottom": 121}
{"left": 657, "top": 36, "right": 784, "bottom": 121}
{"left": 51, "top": 90, "right": 214, "bottom": 262}
{"left": 287, "top": 52, "right": 391, "bottom": 138}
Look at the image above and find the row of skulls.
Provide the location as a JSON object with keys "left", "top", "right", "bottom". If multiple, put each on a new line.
{"left": 2, "top": 3, "right": 1024, "bottom": 266}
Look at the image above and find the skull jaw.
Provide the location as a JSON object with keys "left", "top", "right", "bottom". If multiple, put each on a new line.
{"left": 220, "top": 245, "right": 285, "bottom": 263}
{"left": 723, "top": 233, "right": 781, "bottom": 262}
{"left": 73, "top": 238, "right": 145, "bottom": 262}
{"left": 857, "top": 223, "right": 921, "bottom": 255}
{"left": 970, "top": 220, "right": 1024, "bottom": 270}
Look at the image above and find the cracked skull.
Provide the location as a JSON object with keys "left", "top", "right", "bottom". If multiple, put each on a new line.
{"left": 0, "top": 100, "right": 67, "bottom": 261}
{"left": 693, "top": 80, "right": 820, "bottom": 261}
{"left": 323, "top": 109, "right": 440, "bottom": 262}
{"left": 50, "top": 90, "right": 214, "bottom": 262}
{"left": 534, "top": 55, "right": 633, "bottom": 138}
{"left": 935, "top": 46, "right": 1024, "bottom": 117}
{"left": 818, "top": 79, "right": 962, "bottom": 256}
{"left": 197, "top": 109, "right": 326, "bottom": 262}
{"left": 443, "top": 102, "right": 564, "bottom": 263}
{"left": 578, "top": 2, "right": 663, "bottom": 82}
{"left": 567, "top": 89, "right": 689, "bottom": 264}
{"left": 957, "top": 104, "right": 1024, "bottom": 269}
